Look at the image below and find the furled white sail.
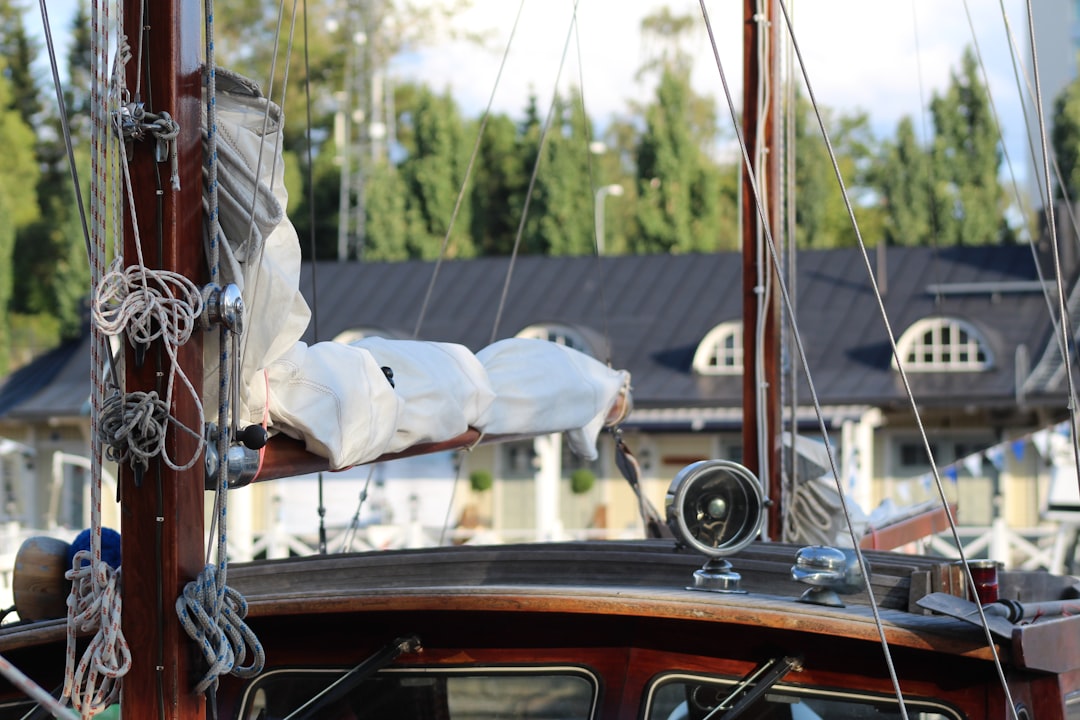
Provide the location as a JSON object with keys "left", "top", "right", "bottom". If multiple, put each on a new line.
{"left": 204, "top": 70, "right": 629, "bottom": 469}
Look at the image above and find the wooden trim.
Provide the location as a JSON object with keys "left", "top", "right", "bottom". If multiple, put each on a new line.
{"left": 860, "top": 504, "right": 958, "bottom": 551}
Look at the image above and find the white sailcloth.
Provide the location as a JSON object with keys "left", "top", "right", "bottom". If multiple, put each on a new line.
{"left": 205, "top": 70, "right": 630, "bottom": 469}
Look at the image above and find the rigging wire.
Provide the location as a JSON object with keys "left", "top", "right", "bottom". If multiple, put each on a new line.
{"left": 779, "top": 0, "right": 798, "bottom": 540}
{"left": 698, "top": 1, "right": 969, "bottom": 716}
{"left": 1022, "top": 0, "right": 1080, "bottom": 533}
{"left": 298, "top": 0, "right": 332, "bottom": 556}
{"left": 489, "top": 0, "right": 582, "bottom": 344}
{"left": 412, "top": 0, "right": 529, "bottom": 339}
{"left": 751, "top": 0, "right": 774, "bottom": 535}
{"left": 992, "top": 0, "right": 1080, "bottom": 483}
{"left": 746, "top": 0, "right": 1034, "bottom": 715}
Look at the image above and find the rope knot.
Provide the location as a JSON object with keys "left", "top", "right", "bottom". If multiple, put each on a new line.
{"left": 176, "top": 564, "right": 265, "bottom": 696}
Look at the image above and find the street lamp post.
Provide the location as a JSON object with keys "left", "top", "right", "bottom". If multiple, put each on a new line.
{"left": 594, "top": 184, "right": 624, "bottom": 255}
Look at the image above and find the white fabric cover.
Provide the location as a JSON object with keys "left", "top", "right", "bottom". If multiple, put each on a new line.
{"left": 205, "top": 70, "right": 629, "bottom": 469}
{"left": 477, "top": 339, "right": 631, "bottom": 461}
{"left": 349, "top": 337, "right": 495, "bottom": 453}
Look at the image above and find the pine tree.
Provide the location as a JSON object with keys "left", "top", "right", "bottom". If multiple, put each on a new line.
{"left": 633, "top": 66, "right": 729, "bottom": 253}
{"left": 1052, "top": 76, "right": 1080, "bottom": 204}
{"left": 929, "top": 47, "right": 1011, "bottom": 245}
{"left": 470, "top": 113, "right": 526, "bottom": 256}
{"left": 875, "top": 116, "right": 933, "bottom": 246}
{"left": 398, "top": 87, "right": 474, "bottom": 259}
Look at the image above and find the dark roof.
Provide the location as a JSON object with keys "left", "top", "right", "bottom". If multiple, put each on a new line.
{"left": 301, "top": 245, "right": 1057, "bottom": 415}
{"left": 0, "top": 330, "right": 91, "bottom": 421}
{"left": 0, "top": 246, "right": 1061, "bottom": 425}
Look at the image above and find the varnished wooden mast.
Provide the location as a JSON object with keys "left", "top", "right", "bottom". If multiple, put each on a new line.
{"left": 120, "top": 0, "right": 207, "bottom": 716}
{"left": 742, "top": 0, "right": 782, "bottom": 540}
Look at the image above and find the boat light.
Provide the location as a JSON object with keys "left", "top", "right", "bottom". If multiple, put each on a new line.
{"left": 666, "top": 460, "right": 764, "bottom": 593}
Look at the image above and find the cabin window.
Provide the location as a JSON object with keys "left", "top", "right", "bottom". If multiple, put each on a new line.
{"left": 693, "top": 321, "right": 742, "bottom": 375}
{"left": 644, "top": 673, "right": 963, "bottom": 720}
{"left": 894, "top": 318, "right": 992, "bottom": 372}
{"left": 242, "top": 666, "right": 598, "bottom": 719}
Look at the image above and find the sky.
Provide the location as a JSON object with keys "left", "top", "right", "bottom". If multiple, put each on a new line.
{"left": 29, "top": 0, "right": 1066, "bottom": 191}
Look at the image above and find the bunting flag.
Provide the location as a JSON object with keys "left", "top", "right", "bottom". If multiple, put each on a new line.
{"left": 1011, "top": 439, "right": 1025, "bottom": 461}
{"left": 962, "top": 452, "right": 983, "bottom": 478}
{"left": 944, "top": 465, "right": 959, "bottom": 483}
{"left": 1031, "top": 429, "right": 1052, "bottom": 459}
{"left": 896, "top": 481, "right": 913, "bottom": 504}
{"left": 985, "top": 445, "right": 1005, "bottom": 471}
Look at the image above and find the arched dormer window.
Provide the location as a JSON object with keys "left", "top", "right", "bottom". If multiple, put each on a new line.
{"left": 333, "top": 327, "right": 408, "bottom": 344}
{"left": 517, "top": 323, "right": 601, "bottom": 358}
{"left": 894, "top": 317, "right": 993, "bottom": 371}
{"left": 693, "top": 321, "right": 742, "bottom": 375}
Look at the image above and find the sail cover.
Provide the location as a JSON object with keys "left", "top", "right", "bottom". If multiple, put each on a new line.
{"left": 203, "top": 70, "right": 629, "bottom": 469}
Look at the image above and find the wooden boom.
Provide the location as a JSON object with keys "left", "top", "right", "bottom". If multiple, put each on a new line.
{"left": 247, "top": 387, "right": 632, "bottom": 484}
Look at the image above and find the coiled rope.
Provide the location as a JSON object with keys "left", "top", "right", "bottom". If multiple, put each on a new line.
{"left": 61, "top": 0, "right": 133, "bottom": 716}
{"left": 63, "top": 554, "right": 129, "bottom": 715}
{"left": 174, "top": 0, "right": 264, "bottom": 700}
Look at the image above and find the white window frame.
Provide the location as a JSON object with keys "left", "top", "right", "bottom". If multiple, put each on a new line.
{"left": 693, "top": 321, "right": 743, "bottom": 375}
{"left": 894, "top": 317, "right": 993, "bottom": 372}
{"left": 517, "top": 324, "right": 594, "bottom": 356}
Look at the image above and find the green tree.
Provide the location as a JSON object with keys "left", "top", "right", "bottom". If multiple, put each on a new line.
{"left": 525, "top": 89, "right": 596, "bottom": 256}
{"left": 0, "top": 0, "right": 41, "bottom": 122}
{"left": 10, "top": 2, "right": 90, "bottom": 349}
{"left": 874, "top": 116, "right": 933, "bottom": 246}
{"left": 397, "top": 86, "right": 474, "bottom": 259}
{"left": 928, "top": 47, "right": 1011, "bottom": 245}
{"left": 790, "top": 92, "right": 882, "bottom": 248}
{"left": 363, "top": 159, "right": 410, "bottom": 260}
{"left": 633, "top": 66, "right": 731, "bottom": 253}
{"left": 1052, "top": 75, "right": 1080, "bottom": 203}
{"left": 0, "top": 68, "right": 40, "bottom": 374}
{"left": 469, "top": 113, "right": 526, "bottom": 256}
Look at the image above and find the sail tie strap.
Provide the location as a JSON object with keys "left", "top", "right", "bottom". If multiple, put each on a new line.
{"left": 175, "top": 563, "right": 265, "bottom": 696}
{"left": 62, "top": 553, "right": 130, "bottom": 715}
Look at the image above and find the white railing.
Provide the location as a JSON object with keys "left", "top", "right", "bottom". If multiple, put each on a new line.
{"left": 925, "top": 523, "right": 1071, "bottom": 572}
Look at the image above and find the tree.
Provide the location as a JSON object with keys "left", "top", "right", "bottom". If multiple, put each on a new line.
{"left": 874, "top": 116, "right": 933, "bottom": 246}
{"left": 928, "top": 47, "right": 1012, "bottom": 245}
{"left": 0, "top": 68, "right": 40, "bottom": 373}
{"left": 397, "top": 86, "right": 474, "bottom": 258}
{"left": 0, "top": 0, "right": 41, "bottom": 122}
{"left": 10, "top": 2, "right": 89, "bottom": 349}
{"left": 524, "top": 89, "right": 596, "bottom": 256}
{"left": 790, "top": 92, "right": 883, "bottom": 249}
{"left": 1052, "top": 75, "right": 1080, "bottom": 204}
{"left": 469, "top": 113, "right": 526, "bottom": 256}
{"left": 633, "top": 66, "right": 732, "bottom": 253}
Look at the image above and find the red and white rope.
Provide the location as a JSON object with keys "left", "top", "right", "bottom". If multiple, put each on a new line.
{"left": 62, "top": 0, "right": 131, "bottom": 716}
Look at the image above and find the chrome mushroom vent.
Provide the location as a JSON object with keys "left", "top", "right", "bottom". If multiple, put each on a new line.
{"left": 665, "top": 460, "right": 764, "bottom": 593}
{"left": 791, "top": 546, "right": 865, "bottom": 607}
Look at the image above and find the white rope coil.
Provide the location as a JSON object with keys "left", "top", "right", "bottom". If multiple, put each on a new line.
{"left": 92, "top": 259, "right": 206, "bottom": 471}
{"left": 176, "top": 564, "right": 265, "bottom": 696}
{"left": 63, "top": 553, "right": 130, "bottom": 716}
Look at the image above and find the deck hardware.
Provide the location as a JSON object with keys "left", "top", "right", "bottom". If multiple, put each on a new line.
{"left": 791, "top": 546, "right": 864, "bottom": 607}
{"left": 666, "top": 460, "right": 764, "bottom": 593}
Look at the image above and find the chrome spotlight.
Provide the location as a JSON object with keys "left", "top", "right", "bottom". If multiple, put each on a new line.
{"left": 666, "top": 460, "right": 764, "bottom": 593}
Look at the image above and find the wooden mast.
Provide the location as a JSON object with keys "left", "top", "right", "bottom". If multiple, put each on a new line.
{"left": 741, "top": 0, "right": 782, "bottom": 539}
{"left": 120, "top": 0, "right": 207, "bottom": 716}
